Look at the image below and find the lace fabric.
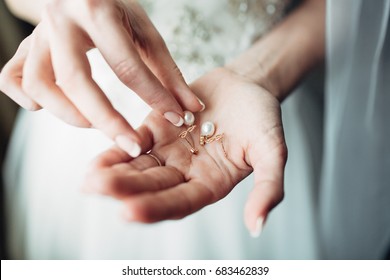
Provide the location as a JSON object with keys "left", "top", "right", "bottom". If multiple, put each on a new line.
{"left": 139, "top": 0, "right": 289, "bottom": 80}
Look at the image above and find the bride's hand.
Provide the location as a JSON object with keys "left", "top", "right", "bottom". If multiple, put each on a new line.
{"left": 83, "top": 68, "right": 287, "bottom": 236}
{"left": 0, "top": 0, "right": 202, "bottom": 157}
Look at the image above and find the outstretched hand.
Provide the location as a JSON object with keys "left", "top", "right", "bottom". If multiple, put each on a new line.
{"left": 83, "top": 68, "right": 287, "bottom": 236}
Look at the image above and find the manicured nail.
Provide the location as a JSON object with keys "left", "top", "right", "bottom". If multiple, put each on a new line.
{"left": 164, "top": 112, "right": 184, "bottom": 127}
{"left": 250, "top": 217, "right": 265, "bottom": 238}
{"left": 197, "top": 97, "right": 206, "bottom": 112}
{"left": 115, "top": 135, "right": 141, "bottom": 157}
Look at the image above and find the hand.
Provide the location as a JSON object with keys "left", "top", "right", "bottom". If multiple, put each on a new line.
{"left": 0, "top": 0, "right": 202, "bottom": 157}
{"left": 83, "top": 68, "right": 287, "bottom": 236}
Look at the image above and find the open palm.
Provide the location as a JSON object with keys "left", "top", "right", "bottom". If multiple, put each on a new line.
{"left": 83, "top": 68, "right": 287, "bottom": 235}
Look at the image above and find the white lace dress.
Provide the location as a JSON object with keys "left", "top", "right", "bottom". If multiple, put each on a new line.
{"left": 4, "top": 0, "right": 321, "bottom": 259}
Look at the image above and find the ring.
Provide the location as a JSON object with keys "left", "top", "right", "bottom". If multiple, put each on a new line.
{"left": 146, "top": 151, "right": 163, "bottom": 166}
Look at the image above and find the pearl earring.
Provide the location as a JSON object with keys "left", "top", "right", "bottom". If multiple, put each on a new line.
{"left": 179, "top": 111, "right": 198, "bottom": 154}
{"left": 200, "top": 121, "right": 228, "bottom": 158}
{"left": 200, "top": 121, "right": 218, "bottom": 146}
{"left": 183, "top": 111, "right": 195, "bottom": 126}
{"left": 178, "top": 112, "right": 228, "bottom": 158}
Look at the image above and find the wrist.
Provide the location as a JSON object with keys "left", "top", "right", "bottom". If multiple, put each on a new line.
{"left": 225, "top": 0, "right": 325, "bottom": 103}
{"left": 225, "top": 53, "right": 285, "bottom": 102}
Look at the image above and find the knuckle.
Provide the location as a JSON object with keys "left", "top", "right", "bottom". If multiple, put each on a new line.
{"left": 93, "top": 111, "right": 126, "bottom": 134}
{"left": 42, "top": 5, "right": 69, "bottom": 32}
{"left": 84, "top": 0, "right": 107, "bottom": 12}
{"left": 113, "top": 60, "right": 142, "bottom": 86}
{"left": 82, "top": 0, "right": 116, "bottom": 23}
{"left": 43, "top": 1, "right": 64, "bottom": 22}
{"left": 147, "top": 91, "right": 166, "bottom": 108}
{"left": 142, "top": 85, "right": 171, "bottom": 109}
{"left": 56, "top": 70, "right": 87, "bottom": 92}
{"left": 22, "top": 78, "right": 41, "bottom": 99}
{"left": 0, "top": 68, "right": 42, "bottom": 111}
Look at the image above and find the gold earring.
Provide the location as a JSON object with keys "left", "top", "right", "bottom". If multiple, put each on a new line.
{"left": 178, "top": 111, "right": 198, "bottom": 155}
{"left": 179, "top": 124, "right": 199, "bottom": 155}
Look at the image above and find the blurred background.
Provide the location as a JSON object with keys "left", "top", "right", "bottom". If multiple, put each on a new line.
{"left": 0, "top": 0, "right": 33, "bottom": 259}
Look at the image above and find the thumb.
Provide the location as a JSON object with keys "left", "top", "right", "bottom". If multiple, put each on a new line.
{"left": 244, "top": 142, "right": 287, "bottom": 238}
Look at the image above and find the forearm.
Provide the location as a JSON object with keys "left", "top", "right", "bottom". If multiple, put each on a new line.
{"left": 5, "top": 0, "right": 51, "bottom": 24}
{"left": 226, "top": 0, "right": 325, "bottom": 101}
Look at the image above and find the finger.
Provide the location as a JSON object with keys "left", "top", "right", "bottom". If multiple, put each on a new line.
{"left": 130, "top": 7, "right": 203, "bottom": 112}
{"left": 83, "top": 123, "right": 159, "bottom": 196}
{"left": 244, "top": 143, "right": 287, "bottom": 238}
{"left": 91, "top": 149, "right": 163, "bottom": 171}
{"left": 143, "top": 37, "right": 204, "bottom": 112}
{"left": 22, "top": 27, "right": 91, "bottom": 127}
{"left": 89, "top": 146, "right": 133, "bottom": 170}
{"left": 44, "top": 11, "right": 141, "bottom": 157}
{"left": 74, "top": 2, "right": 186, "bottom": 126}
{"left": 0, "top": 36, "right": 41, "bottom": 111}
{"left": 121, "top": 180, "right": 225, "bottom": 223}
{"left": 88, "top": 124, "right": 154, "bottom": 170}
{"left": 85, "top": 165, "right": 185, "bottom": 199}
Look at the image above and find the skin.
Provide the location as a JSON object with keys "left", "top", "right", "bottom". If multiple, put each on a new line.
{"left": 0, "top": 0, "right": 203, "bottom": 157}
{"left": 84, "top": 0, "right": 325, "bottom": 235}
{"left": 83, "top": 68, "right": 287, "bottom": 231}
{"left": 2, "top": 0, "right": 325, "bottom": 235}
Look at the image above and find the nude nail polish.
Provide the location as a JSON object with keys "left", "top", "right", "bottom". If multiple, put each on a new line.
{"left": 250, "top": 217, "right": 265, "bottom": 238}
{"left": 115, "top": 135, "right": 141, "bottom": 158}
{"left": 197, "top": 97, "right": 206, "bottom": 112}
{"left": 164, "top": 112, "right": 184, "bottom": 127}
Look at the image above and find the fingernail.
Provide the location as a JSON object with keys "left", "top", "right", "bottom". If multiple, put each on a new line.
{"left": 250, "top": 216, "right": 265, "bottom": 238}
{"left": 197, "top": 97, "right": 206, "bottom": 112}
{"left": 115, "top": 135, "right": 141, "bottom": 157}
{"left": 164, "top": 112, "right": 184, "bottom": 127}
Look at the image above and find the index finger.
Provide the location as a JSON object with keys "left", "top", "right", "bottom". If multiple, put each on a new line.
{"left": 74, "top": 1, "right": 186, "bottom": 126}
{"left": 44, "top": 10, "right": 142, "bottom": 157}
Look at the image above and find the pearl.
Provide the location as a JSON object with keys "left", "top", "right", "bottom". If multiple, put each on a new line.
{"left": 201, "top": 121, "right": 215, "bottom": 137}
{"left": 184, "top": 111, "right": 195, "bottom": 126}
